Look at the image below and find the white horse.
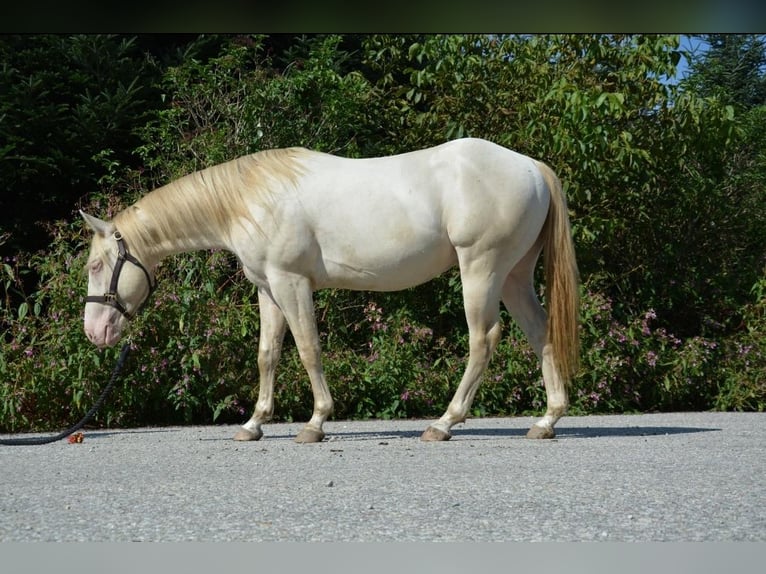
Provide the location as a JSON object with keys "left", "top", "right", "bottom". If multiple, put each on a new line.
{"left": 82, "top": 138, "right": 580, "bottom": 443}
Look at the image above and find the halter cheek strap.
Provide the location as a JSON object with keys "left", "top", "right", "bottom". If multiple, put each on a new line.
{"left": 85, "top": 231, "right": 156, "bottom": 320}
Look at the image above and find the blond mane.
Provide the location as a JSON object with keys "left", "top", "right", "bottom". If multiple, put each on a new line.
{"left": 114, "top": 147, "right": 309, "bottom": 256}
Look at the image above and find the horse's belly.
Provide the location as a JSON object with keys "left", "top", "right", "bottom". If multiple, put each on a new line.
{"left": 317, "top": 234, "right": 457, "bottom": 291}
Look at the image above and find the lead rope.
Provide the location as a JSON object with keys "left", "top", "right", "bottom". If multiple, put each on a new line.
{"left": 0, "top": 342, "right": 131, "bottom": 446}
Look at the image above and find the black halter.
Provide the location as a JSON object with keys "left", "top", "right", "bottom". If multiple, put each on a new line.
{"left": 85, "top": 231, "right": 156, "bottom": 320}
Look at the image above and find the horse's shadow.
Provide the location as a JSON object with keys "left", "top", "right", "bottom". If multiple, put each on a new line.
{"left": 76, "top": 424, "right": 720, "bottom": 442}
{"left": 545, "top": 425, "right": 720, "bottom": 439}
{"left": 223, "top": 424, "right": 720, "bottom": 442}
{"left": 458, "top": 425, "right": 720, "bottom": 439}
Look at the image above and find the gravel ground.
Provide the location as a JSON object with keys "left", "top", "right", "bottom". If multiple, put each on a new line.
{"left": 1, "top": 412, "right": 764, "bottom": 542}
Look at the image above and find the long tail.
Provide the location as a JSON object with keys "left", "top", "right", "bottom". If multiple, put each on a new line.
{"left": 535, "top": 160, "right": 580, "bottom": 383}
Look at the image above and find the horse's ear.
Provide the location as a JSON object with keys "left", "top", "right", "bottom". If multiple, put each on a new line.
{"left": 80, "top": 210, "right": 114, "bottom": 238}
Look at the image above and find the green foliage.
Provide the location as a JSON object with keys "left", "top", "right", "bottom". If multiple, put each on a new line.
{"left": 136, "top": 34, "right": 377, "bottom": 184}
{"left": 683, "top": 34, "right": 766, "bottom": 109}
{"left": 574, "top": 285, "right": 720, "bottom": 413}
{"left": 0, "top": 209, "right": 264, "bottom": 430}
{"left": 363, "top": 34, "right": 758, "bottom": 331}
{"left": 714, "top": 273, "right": 766, "bottom": 411}
{"left": 2, "top": 34, "right": 765, "bottom": 433}
{"left": 125, "top": 248, "right": 264, "bottom": 425}
{"left": 0, "top": 34, "right": 160, "bottom": 253}
{"left": 0, "top": 219, "right": 122, "bottom": 431}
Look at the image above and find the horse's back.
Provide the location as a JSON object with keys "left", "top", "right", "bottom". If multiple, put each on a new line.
{"left": 299, "top": 138, "right": 546, "bottom": 216}
{"left": 318, "top": 138, "right": 549, "bottom": 250}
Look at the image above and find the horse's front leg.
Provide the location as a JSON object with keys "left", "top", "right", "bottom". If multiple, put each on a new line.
{"left": 234, "top": 288, "right": 287, "bottom": 441}
{"left": 268, "top": 273, "right": 333, "bottom": 444}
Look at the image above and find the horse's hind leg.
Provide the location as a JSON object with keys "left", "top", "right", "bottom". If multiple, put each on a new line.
{"left": 502, "top": 269, "right": 568, "bottom": 439}
{"left": 422, "top": 262, "right": 503, "bottom": 441}
{"left": 234, "top": 288, "right": 287, "bottom": 441}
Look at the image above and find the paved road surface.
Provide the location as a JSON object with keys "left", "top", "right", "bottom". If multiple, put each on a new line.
{"left": 1, "top": 412, "right": 764, "bottom": 542}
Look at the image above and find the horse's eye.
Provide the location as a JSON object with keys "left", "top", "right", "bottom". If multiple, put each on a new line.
{"left": 90, "top": 260, "right": 103, "bottom": 274}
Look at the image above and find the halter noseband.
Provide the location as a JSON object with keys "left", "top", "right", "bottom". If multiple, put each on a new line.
{"left": 85, "top": 231, "right": 156, "bottom": 320}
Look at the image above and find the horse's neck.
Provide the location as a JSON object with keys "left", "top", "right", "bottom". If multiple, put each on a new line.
{"left": 118, "top": 199, "right": 229, "bottom": 268}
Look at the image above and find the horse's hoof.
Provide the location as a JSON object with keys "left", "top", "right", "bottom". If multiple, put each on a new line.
{"left": 233, "top": 427, "right": 263, "bottom": 441}
{"left": 421, "top": 426, "right": 451, "bottom": 441}
{"left": 526, "top": 425, "right": 555, "bottom": 439}
{"left": 294, "top": 428, "right": 325, "bottom": 443}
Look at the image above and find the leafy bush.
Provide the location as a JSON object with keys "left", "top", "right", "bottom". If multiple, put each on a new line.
{"left": 574, "top": 287, "right": 720, "bottom": 413}
{"left": 136, "top": 34, "right": 377, "bottom": 184}
{"left": 714, "top": 273, "right": 766, "bottom": 411}
{"left": 1, "top": 219, "right": 121, "bottom": 431}
{"left": 0, "top": 208, "right": 262, "bottom": 430}
{"left": 2, "top": 34, "right": 765, "bottom": 433}
{"left": 1, "top": 229, "right": 763, "bottom": 433}
{"left": 0, "top": 35, "right": 160, "bottom": 254}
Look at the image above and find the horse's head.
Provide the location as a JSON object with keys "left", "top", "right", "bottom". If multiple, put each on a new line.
{"left": 81, "top": 211, "right": 156, "bottom": 348}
